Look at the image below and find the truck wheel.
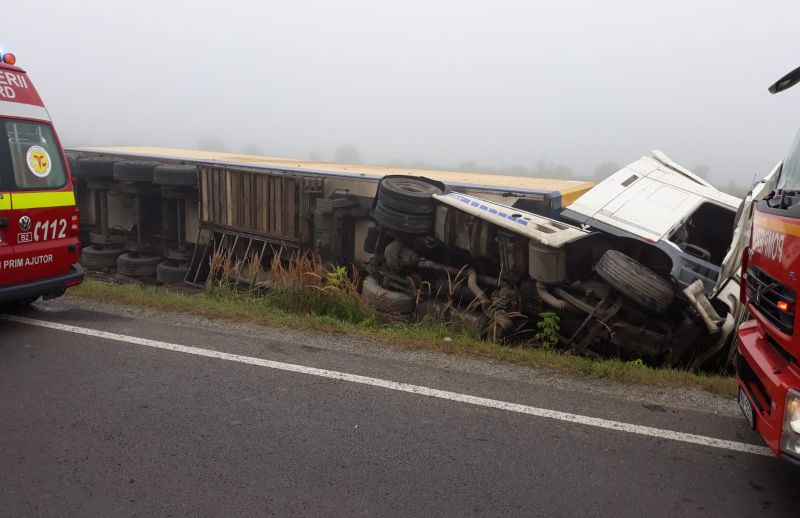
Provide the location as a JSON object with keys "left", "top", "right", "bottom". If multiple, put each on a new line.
{"left": 362, "top": 275, "right": 415, "bottom": 314}
{"left": 374, "top": 202, "right": 434, "bottom": 235}
{"left": 66, "top": 155, "right": 79, "bottom": 179}
{"left": 113, "top": 161, "right": 162, "bottom": 183}
{"left": 156, "top": 261, "right": 189, "bottom": 284}
{"left": 82, "top": 245, "right": 124, "bottom": 269}
{"left": 116, "top": 253, "right": 161, "bottom": 277}
{"left": 76, "top": 157, "right": 120, "bottom": 179}
{"left": 378, "top": 176, "right": 443, "bottom": 214}
{"left": 595, "top": 249, "right": 674, "bottom": 314}
{"left": 153, "top": 165, "right": 198, "bottom": 187}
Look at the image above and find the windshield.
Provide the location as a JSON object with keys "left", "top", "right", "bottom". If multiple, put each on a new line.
{"left": 0, "top": 118, "right": 66, "bottom": 191}
{"left": 778, "top": 125, "right": 800, "bottom": 191}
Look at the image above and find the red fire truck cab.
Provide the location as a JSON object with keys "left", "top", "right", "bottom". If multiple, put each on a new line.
{"left": 0, "top": 50, "right": 83, "bottom": 305}
{"left": 736, "top": 65, "right": 800, "bottom": 465}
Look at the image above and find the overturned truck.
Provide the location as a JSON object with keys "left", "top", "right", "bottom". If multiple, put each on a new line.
{"left": 67, "top": 147, "right": 745, "bottom": 369}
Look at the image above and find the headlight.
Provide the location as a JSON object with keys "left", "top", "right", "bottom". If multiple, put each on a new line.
{"left": 781, "top": 389, "right": 800, "bottom": 455}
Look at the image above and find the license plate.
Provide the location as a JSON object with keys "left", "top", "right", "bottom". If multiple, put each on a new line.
{"left": 738, "top": 386, "right": 755, "bottom": 429}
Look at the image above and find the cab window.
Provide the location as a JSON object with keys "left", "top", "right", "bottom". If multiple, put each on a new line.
{"left": 0, "top": 119, "right": 66, "bottom": 191}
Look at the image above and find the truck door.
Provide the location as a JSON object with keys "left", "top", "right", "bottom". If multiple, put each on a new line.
{"left": 1, "top": 118, "right": 78, "bottom": 285}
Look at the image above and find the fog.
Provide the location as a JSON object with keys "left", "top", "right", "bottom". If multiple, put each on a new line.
{"left": 5, "top": 0, "right": 800, "bottom": 190}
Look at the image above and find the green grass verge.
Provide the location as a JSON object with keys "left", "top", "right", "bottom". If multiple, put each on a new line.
{"left": 70, "top": 280, "right": 738, "bottom": 398}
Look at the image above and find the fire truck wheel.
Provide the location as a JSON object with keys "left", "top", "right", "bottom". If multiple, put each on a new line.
{"left": 153, "top": 165, "right": 199, "bottom": 187}
{"left": 374, "top": 202, "right": 434, "bottom": 235}
{"left": 595, "top": 249, "right": 674, "bottom": 314}
{"left": 112, "top": 161, "right": 162, "bottom": 183}
{"left": 362, "top": 275, "right": 415, "bottom": 314}
{"left": 81, "top": 245, "right": 124, "bottom": 269}
{"left": 116, "top": 253, "right": 162, "bottom": 277}
{"left": 156, "top": 261, "right": 189, "bottom": 284}
{"left": 75, "top": 157, "right": 120, "bottom": 179}
{"left": 378, "top": 176, "right": 443, "bottom": 214}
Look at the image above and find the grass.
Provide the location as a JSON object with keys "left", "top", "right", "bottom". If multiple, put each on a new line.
{"left": 69, "top": 279, "right": 738, "bottom": 398}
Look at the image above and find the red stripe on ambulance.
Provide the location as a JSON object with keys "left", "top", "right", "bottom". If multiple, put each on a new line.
{"left": 0, "top": 69, "right": 44, "bottom": 106}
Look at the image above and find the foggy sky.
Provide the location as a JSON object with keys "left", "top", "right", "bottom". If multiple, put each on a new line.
{"left": 5, "top": 0, "right": 800, "bottom": 186}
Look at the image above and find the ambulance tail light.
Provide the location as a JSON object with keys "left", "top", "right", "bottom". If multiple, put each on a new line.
{"left": 70, "top": 208, "right": 80, "bottom": 237}
{"left": 1, "top": 53, "right": 16, "bottom": 66}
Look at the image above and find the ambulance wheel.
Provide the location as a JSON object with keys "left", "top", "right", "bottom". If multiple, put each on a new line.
{"left": 156, "top": 261, "right": 189, "bottom": 284}
{"left": 378, "top": 176, "right": 443, "bottom": 214}
{"left": 374, "top": 202, "right": 434, "bottom": 235}
{"left": 113, "top": 161, "right": 162, "bottom": 183}
{"left": 153, "top": 165, "right": 198, "bottom": 187}
{"left": 595, "top": 249, "right": 674, "bottom": 314}
{"left": 76, "top": 157, "right": 120, "bottom": 179}
{"left": 82, "top": 245, "right": 124, "bottom": 269}
{"left": 116, "top": 253, "right": 161, "bottom": 277}
{"left": 0, "top": 296, "right": 38, "bottom": 311}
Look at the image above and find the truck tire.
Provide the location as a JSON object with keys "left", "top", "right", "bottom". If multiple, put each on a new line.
{"left": 153, "top": 165, "right": 198, "bottom": 187}
{"left": 113, "top": 161, "right": 162, "bottom": 183}
{"left": 116, "top": 253, "right": 161, "bottom": 277}
{"left": 595, "top": 249, "right": 674, "bottom": 314}
{"left": 374, "top": 202, "right": 434, "bottom": 235}
{"left": 378, "top": 176, "right": 443, "bottom": 214}
{"left": 76, "top": 157, "right": 120, "bottom": 179}
{"left": 362, "top": 275, "right": 415, "bottom": 314}
{"left": 82, "top": 245, "right": 124, "bottom": 269}
{"left": 156, "top": 261, "right": 189, "bottom": 284}
{"left": 66, "top": 155, "right": 79, "bottom": 179}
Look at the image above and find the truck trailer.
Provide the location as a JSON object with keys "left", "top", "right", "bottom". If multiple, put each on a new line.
{"left": 65, "top": 144, "right": 744, "bottom": 369}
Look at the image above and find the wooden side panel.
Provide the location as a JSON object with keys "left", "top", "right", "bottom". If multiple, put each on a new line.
{"left": 198, "top": 165, "right": 318, "bottom": 245}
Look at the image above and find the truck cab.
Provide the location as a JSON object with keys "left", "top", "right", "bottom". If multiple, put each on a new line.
{"left": 0, "top": 50, "right": 83, "bottom": 305}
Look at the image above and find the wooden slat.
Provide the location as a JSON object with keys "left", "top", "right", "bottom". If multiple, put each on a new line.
{"left": 211, "top": 169, "right": 218, "bottom": 224}
{"left": 200, "top": 169, "right": 209, "bottom": 222}
{"left": 286, "top": 178, "right": 296, "bottom": 238}
{"left": 257, "top": 175, "right": 265, "bottom": 232}
{"left": 225, "top": 170, "right": 233, "bottom": 226}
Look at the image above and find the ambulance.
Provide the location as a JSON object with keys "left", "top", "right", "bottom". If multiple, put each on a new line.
{"left": 0, "top": 49, "right": 82, "bottom": 305}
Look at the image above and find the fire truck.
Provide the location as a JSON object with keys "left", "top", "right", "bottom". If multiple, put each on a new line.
{"left": 736, "top": 65, "right": 800, "bottom": 464}
{"left": 0, "top": 49, "right": 83, "bottom": 304}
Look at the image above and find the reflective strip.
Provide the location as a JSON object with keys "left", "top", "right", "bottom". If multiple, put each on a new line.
{"left": 0, "top": 193, "right": 10, "bottom": 210}
{"left": 754, "top": 211, "right": 800, "bottom": 238}
{"left": 0, "top": 100, "right": 50, "bottom": 121}
{"left": 11, "top": 191, "right": 75, "bottom": 209}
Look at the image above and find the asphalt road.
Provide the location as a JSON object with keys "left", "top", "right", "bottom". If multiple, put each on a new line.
{"left": 1, "top": 300, "right": 799, "bottom": 517}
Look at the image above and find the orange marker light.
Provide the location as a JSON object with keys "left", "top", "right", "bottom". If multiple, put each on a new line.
{"left": 777, "top": 300, "right": 790, "bottom": 312}
{"left": 2, "top": 53, "right": 16, "bottom": 65}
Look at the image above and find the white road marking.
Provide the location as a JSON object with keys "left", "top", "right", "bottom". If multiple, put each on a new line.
{"left": 2, "top": 314, "right": 772, "bottom": 457}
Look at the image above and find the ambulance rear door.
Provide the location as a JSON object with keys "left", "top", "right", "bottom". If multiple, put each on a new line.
{"left": 1, "top": 118, "right": 78, "bottom": 285}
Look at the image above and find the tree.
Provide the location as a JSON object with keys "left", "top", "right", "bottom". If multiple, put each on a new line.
{"left": 308, "top": 150, "right": 322, "bottom": 161}
{"left": 242, "top": 144, "right": 264, "bottom": 156}
{"left": 458, "top": 160, "right": 477, "bottom": 172}
{"left": 196, "top": 137, "right": 227, "bottom": 152}
{"left": 593, "top": 161, "right": 620, "bottom": 181}
{"left": 692, "top": 165, "right": 710, "bottom": 179}
{"left": 334, "top": 144, "right": 361, "bottom": 164}
{"left": 533, "top": 159, "right": 574, "bottom": 179}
